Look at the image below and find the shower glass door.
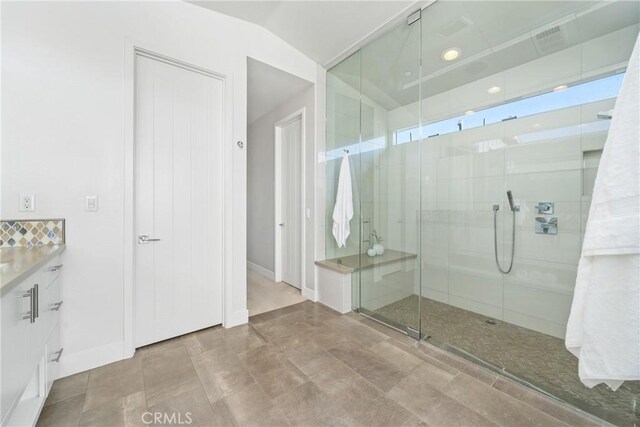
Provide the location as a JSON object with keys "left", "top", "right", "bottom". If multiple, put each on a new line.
{"left": 417, "top": 1, "right": 640, "bottom": 424}
{"left": 357, "top": 17, "right": 422, "bottom": 336}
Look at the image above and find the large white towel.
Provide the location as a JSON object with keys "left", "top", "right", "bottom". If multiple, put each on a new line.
{"left": 565, "top": 34, "right": 640, "bottom": 391}
{"left": 332, "top": 153, "right": 354, "bottom": 248}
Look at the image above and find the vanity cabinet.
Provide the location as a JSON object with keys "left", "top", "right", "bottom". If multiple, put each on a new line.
{"left": 1, "top": 254, "right": 64, "bottom": 427}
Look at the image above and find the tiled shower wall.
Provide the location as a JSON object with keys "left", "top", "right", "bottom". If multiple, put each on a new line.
{"left": 0, "top": 219, "right": 65, "bottom": 248}
{"left": 410, "top": 99, "right": 609, "bottom": 339}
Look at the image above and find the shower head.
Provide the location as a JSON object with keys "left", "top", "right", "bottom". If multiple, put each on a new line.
{"left": 506, "top": 190, "right": 516, "bottom": 212}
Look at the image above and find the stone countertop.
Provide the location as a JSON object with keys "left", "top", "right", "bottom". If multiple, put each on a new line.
{"left": 0, "top": 245, "right": 66, "bottom": 297}
{"left": 315, "top": 249, "right": 417, "bottom": 274}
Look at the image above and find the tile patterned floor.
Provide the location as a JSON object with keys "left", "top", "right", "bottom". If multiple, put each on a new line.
{"left": 38, "top": 301, "right": 602, "bottom": 427}
{"left": 247, "top": 270, "right": 306, "bottom": 317}
{"left": 376, "top": 295, "right": 640, "bottom": 426}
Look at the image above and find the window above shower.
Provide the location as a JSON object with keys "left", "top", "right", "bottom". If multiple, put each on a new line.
{"left": 394, "top": 72, "right": 625, "bottom": 144}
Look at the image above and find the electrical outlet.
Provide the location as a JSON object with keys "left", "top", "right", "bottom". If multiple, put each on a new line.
{"left": 19, "top": 194, "right": 35, "bottom": 212}
{"left": 85, "top": 195, "right": 98, "bottom": 212}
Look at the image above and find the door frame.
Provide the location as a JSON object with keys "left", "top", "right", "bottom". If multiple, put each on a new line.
{"left": 273, "top": 108, "right": 306, "bottom": 290}
{"left": 123, "top": 41, "right": 233, "bottom": 358}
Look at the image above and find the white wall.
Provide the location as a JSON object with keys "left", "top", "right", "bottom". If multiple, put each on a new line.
{"left": 1, "top": 1, "right": 318, "bottom": 377}
{"left": 247, "top": 85, "right": 314, "bottom": 277}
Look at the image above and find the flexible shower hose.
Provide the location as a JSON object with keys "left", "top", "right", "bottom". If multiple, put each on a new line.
{"left": 494, "top": 207, "right": 516, "bottom": 274}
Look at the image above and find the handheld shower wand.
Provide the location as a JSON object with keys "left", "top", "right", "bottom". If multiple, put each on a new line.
{"left": 507, "top": 190, "right": 515, "bottom": 212}
{"left": 494, "top": 190, "right": 519, "bottom": 274}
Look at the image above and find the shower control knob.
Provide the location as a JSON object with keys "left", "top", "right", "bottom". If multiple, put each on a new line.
{"left": 535, "top": 202, "right": 554, "bottom": 214}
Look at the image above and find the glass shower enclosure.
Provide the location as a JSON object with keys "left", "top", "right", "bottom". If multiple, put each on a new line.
{"left": 325, "top": 1, "right": 640, "bottom": 424}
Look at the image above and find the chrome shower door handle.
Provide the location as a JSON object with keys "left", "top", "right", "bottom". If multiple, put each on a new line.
{"left": 138, "top": 234, "right": 161, "bottom": 244}
{"left": 362, "top": 218, "right": 371, "bottom": 244}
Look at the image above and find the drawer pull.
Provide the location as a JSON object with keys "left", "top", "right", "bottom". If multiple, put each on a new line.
{"left": 51, "top": 301, "right": 64, "bottom": 311}
{"left": 51, "top": 348, "right": 64, "bottom": 363}
{"left": 34, "top": 284, "right": 39, "bottom": 319}
{"left": 22, "top": 287, "right": 35, "bottom": 323}
{"left": 49, "top": 264, "right": 63, "bottom": 272}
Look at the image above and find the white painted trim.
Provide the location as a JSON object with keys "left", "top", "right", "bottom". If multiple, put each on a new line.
{"left": 274, "top": 123, "right": 282, "bottom": 283}
{"left": 302, "top": 285, "right": 317, "bottom": 302}
{"left": 273, "top": 108, "right": 306, "bottom": 291}
{"left": 124, "top": 39, "right": 234, "bottom": 358}
{"left": 226, "top": 309, "right": 249, "bottom": 328}
{"left": 123, "top": 39, "right": 136, "bottom": 359}
{"left": 246, "top": 261, "right": 275, "bottom": 281}
{"left": 58, "top": 341, "right": 124, "bottom": 379}
{"left": 314, "top": 66, "right": 327, "bottom": 289}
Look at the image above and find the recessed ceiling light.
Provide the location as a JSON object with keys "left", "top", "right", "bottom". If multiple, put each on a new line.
{"left": 404, "top": 71, "right": 412, "bottom": 77}
{"left": 487, "top": 86, "right": 502, "bottom": 94}
{"left": 441, "top": 48, "right": 461, "bottom": 62}
{"left": 553, "top": 84, "right": 568, "bottom": 92}
{"left": 464, "top": 110, "right": 475, "bottom": 115}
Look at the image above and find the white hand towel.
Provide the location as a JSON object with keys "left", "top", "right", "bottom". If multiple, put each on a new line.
{"left": 332, "top": 153, "right": 354, "bottom": 248}
{"left": 565, "top": 34, "right": 640, "bottom": 391}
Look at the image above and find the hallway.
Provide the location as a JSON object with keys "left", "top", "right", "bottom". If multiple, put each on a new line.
{"left": 247, "top": 270, "right": 306, "bottom": 317}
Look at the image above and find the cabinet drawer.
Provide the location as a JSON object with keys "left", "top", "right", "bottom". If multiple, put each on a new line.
{"left": 42, "top": 275, "right": 62, "bottom": 340}
{"left": 42, "top": 256, "right": 63, "bottom": 288}
{"left": 45, "top": 324, "right": 62, "bottom": 396}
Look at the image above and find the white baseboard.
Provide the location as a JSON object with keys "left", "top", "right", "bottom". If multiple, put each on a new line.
{"left": 246, "top": 261, "right": 275, "bottom": 281}
{"left": 58, "top": 340, "right": 125, "bottom": 379}
{"left": 302, "top": 285, "right": 317, "bottom": 302}
{"left": 225, "top": 308, "right": 249, "bottom": 328}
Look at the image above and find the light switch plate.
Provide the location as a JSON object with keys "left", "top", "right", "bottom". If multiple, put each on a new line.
{"left": 86, "top": 195, "right": 98, "bottom": 212}
{"left": 19, "top": 194, "right": 35, "bottom": 212}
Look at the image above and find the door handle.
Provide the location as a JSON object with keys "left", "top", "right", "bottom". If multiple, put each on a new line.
{"left": 278, "top": 223, "right": 285, "bottom": 227}
{"left": 138, "top": 234, "right": 161, "bottom": 244}
{"left": 51, "top": 348, "right": 64, "bottom": 363}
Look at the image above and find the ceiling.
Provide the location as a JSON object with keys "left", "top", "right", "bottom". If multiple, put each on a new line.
{"left": 333, "top": 0, "right": 639, "bottom": 110}
{"left": 247, "top": 58, "right": 312, "bottom": 124}
{"left": 188, "top": 1, "right": 417, "bottom": 65}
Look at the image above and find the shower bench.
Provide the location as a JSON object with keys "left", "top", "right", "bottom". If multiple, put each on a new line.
{"left": 315, "top": 249, "right": 417, "bottom": 313}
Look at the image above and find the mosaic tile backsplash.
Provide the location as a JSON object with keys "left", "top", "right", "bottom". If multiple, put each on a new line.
{"left": 0, "top": 219, "right": 65, "bottom": 248}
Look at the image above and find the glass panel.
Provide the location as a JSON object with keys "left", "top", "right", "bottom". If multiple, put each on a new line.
{"left": 419, "top": 1, "right": 640, "bottom": 425}
{"left": 358, "top": 19, "right": 422, "bottom": 334}
{"left": 325, "top": 51, "right": 361, "bottom": 267}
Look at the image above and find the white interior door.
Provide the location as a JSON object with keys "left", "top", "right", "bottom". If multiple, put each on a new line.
{"left": 279, "top": 118, "right": 302, "bottom": 288}
{"left": 135, "top": 54, "right": 223, "bottom": 347}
